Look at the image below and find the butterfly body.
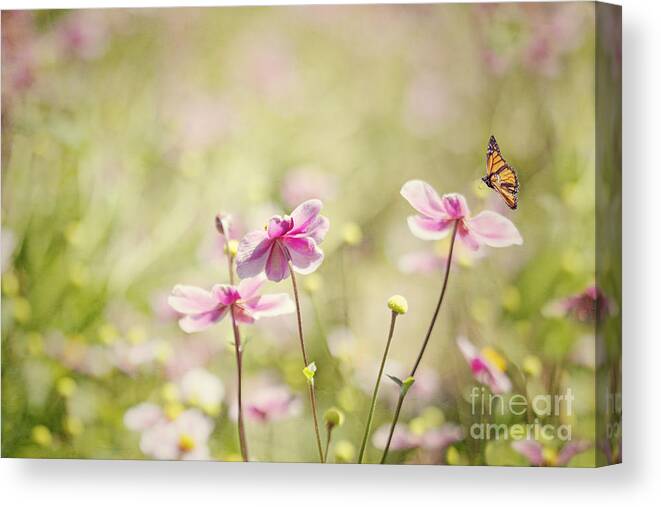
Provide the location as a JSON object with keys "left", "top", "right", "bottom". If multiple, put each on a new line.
{"left": 483, "top": 135, "right": 519, "bottom": 210}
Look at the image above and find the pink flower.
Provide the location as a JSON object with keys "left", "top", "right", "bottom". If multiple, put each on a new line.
{"left": 125, "top": 404, "right": 213, "bottom": 460}
{"left": 230, "top": 382, "right": 301, "bottom": 424}
{"left": 400, "top": 180, "right": 522, "bottom": 250}
{"left": 512, "top": 439, "right": 591, "bottom": 467}
{"left": 168, "top": 276, "right": 295, "bottom": 333}
{"left": 457, "top": 336, "right": 512, "bottom": 394}
{"left": 235, "top": 199, "right": 329, "bottom": 282}
{"left": 545, "top": 285, "right": 615, "bottom": 323}
{"left": 372, "top": 423, "right": 463, "bottom": 455}
{"left": 372, "top": 424, "right": 420, "bottom": 451}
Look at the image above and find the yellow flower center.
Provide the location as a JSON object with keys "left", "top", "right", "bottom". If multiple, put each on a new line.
{"left": 542, "top": 447, "right": 558, "bottom": 466}
{"left": 178, "top": 434, "right": 196, "bottom": 453}
{"left": 481, "top": 347, "right": 507, "bottom": 372}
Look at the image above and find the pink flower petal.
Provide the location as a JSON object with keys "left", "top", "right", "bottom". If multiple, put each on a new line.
{"left": 236, "top": 230, "right": 273, "bottom": 279}
{"left": 237, "top": 276, "right": 266, "bottom": 300}
{"left": 265, "top": 242, "right": 289, "bottom": 281}
{"left": 398, "top": 250, "right": 445, "bottom": 274}
{"left": 179, "top": 308, "right": 228, "bottom": 333}
{"left": 211, "top": 284, "right": 241, "bottom": 306}
{"left": 124, "top": 403, "right": 163, "bottom": 431}
{"left": 407, "top": 215, "right": 454, "bottom": 241}
{"left": 457, "top": 221, "right": 481, "bottom": 251}
{"left": 441, "top": 193, "right": 470, "bottom": 220}
{"left": 400, "top": 180, "right": 448, "bottom": 219}
{"left": 245, "top": 293, "right": 295, "bottom": 319}
{"left": 282, "top": 236, "right": 324, "bottom": 274}
{"left": 297, "top": 214, "right": 329, "bottom": 244}
{"left": 289, "top": 199, "right": 323, "bottom": 234}
{"left": 420, "top": 424, "right": 464, "bottom": 451}
{"left": 557, "top": 440, "right": 591, "bottom": 466}
{"left": 466, "top": 210, "right": 523, "bottom": 248}
{"left": 168, "top": 285, "right": 218, "bottom": 315}
{"left": 267, "top": 215, "right": 294, "bottom": 239}
{"left": 512, "top": 440, "right": 545, "bottom": 466}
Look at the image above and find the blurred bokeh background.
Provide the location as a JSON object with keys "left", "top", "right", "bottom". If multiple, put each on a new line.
{"left": 1, "top": 3, "right": 620, "bottom": 465}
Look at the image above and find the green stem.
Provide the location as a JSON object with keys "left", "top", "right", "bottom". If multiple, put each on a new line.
{"left": 324, "top": 427, "right": 333, "bottom": 464}
{"left": 222, "top": 233, "right": 247, "bottom": 462}
{"left": 380, "top": 221, "right": 459, "bottom": 464}
{"left": 288, "top": 260, "right": 325, "bottom": 463}
{"left": 357, "top": 311, "right": 398, "bottom": 463}
{"left": 229, "top": 308, "right": 249, "bottom": 462}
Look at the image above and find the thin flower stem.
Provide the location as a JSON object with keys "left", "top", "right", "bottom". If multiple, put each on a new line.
{"left": 357, "top": 311, "right": 398, "bottom": 463}
{"left": 324, "top": 427, "right": 333, "bottom": 464}
{"left": 223, "top": 236, "right": 247, "bottom": 462}
{"left": 288, "top": 260, "right": 325, "bottom": 463}
{"left": 380, "top": 221, "right": 459, "bottom": 464}
{"left": 230, "top": 308, "right": 249, "bottom": 462}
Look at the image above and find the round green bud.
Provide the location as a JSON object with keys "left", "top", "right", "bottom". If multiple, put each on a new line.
{"left": 387, "top": 295, "right": 408, "bottom": 315}
{"left": 324, "top": 407, "right": 345, "bottom": 429}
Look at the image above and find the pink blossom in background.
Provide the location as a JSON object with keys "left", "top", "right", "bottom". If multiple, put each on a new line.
{"left": 124, "top": 404, "right": 213, "bottom": 460}
{"left": 372, "top": 424, "right": 419, "bottom": 451}
{"left": 512, "top": 439, "right": 590, "bottom": 467}
{"left": 401, "top": 180, "right": 522, "bottom": 250}
{"left": 229, "top": 378, "right": 301, "bottom": 424}
{"left": 150, "top": 290, "right": 182, "bottom": 322}
{"left": 163, "top": 336, "right": 222, "bottom": 380}
{"left": 236, "top": 199, "right": 329, "bottom": 282}
{"left": 169, "top": 275, "right": 295, "bottom": 333}
{"left": 398, "top": 241, "right": 485, "bottom": 275}
{"left": 372, "top": 423, "right": 463, "bottom": 456}
{"left": 544, "top": 284, "right": 615, "bottom": 323}
{"left": 1, "top": 12, "right": 37, "bottom": 95}
{"left": 457, "top": 336, "right": 512, "bottom": 394}
{"left": 420, "top": 424, "right": 464, "bottom": 453}
{"left": 57, "top": 11, "right": 109, "bottom": 61}
{"left": 280, "top": 167, "right": 337, "bottom": 208}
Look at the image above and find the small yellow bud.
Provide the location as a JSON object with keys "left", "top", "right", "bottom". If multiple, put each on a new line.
{"left": 56, "top": 377, "right": 77, "bottom": 398}
{"left": 32, "top": 425, "right": 53, "bottom": 447}
{"left": 303, "top": 362, "right": 317, "bottom": 383}
{"left": 2, "top": 270, "right": 20, "bottom": 296}
{"left": 387, "top": 295, "right": 408, "bottom": 315}
{"left": 522, "top": 355, "right": 543, "bottom": 378}
{"left": 127, "top": 326, "right": 147, "bottom": 345}
{"left": 341, "top": 222, "right": 363, "bottom": 246}
{"left": 164, "top": 402, "right": 184, "bottom": 420}
{"left": 98, "top": 324, "right": 118, "bottom": 345}
{"left": 303, "top": 273, "right": 323, "bottom": 294}
{"left": 334, "top": 440, "right": 356, "bottom": 463}
{"left": 324, "top": 407, "right": 345, "bottom": 429}
{"left": 446, "top": 446, "right": 461, "bottom": 465}
{"left": 12, "top": 297, "right": 31, "bottom": 323}
{"left": 64, "top": 416, "right": 84, "bottom": 436}
{"left": 161, "top": 382, "right": 180, "bottom": 403}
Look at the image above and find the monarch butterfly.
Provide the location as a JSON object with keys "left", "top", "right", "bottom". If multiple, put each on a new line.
{"left": 482, "top": 135, "right": 519, "bottom": 210}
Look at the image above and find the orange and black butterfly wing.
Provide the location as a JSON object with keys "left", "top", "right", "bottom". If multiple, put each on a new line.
{"left": 483, "top": 135, "right": 519, "bottom": 210}
{"left": 492, "top": 165, "right": 519, "bottom": 210}
{"left": 486, "top": 135, "right": 507, "bottom": 177}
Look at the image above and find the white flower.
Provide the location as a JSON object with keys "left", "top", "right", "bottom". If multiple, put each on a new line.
{"left": 178, "top": 368, "right": 224, "bottom": 414}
